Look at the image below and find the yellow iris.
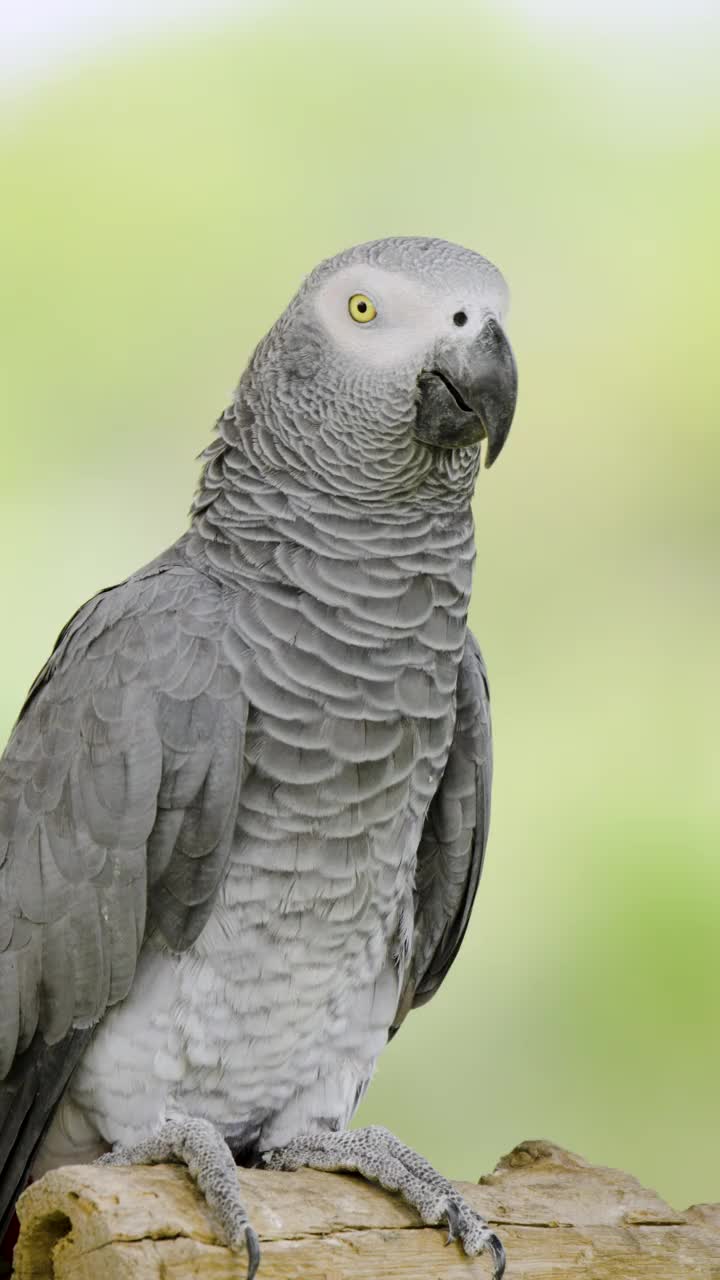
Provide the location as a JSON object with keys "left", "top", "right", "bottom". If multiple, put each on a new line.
{"left": 348, "top": 293, "right": 377, "bottom": 323}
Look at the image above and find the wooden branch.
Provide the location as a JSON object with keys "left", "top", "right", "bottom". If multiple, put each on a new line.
{"left": 12, "top": 1139, "right": 720, "bottom": 1279}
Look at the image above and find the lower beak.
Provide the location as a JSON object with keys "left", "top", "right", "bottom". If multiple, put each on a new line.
{"left": 413, "top": 317, "right": 518, "bottom": 466}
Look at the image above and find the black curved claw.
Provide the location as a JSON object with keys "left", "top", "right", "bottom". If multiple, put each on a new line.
{"left": 445, "top": 1200, "right": 462, "bottom": 1245}
{"left": 487, "top": 1230, "right": 506, "bottom": 1280}
{"left": 245, "top": 1225, "right": 261, "bottom": 1280}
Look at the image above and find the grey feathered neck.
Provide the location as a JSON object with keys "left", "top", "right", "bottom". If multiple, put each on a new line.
{"left": 185, "top": 391, "right": 478, "bottom": 601}
{"left": 192, "top": 387, "right": 480, "bottom": 524}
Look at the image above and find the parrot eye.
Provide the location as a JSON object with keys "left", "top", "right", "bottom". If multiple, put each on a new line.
{"left": 348, "top": 293, "right": 377, "bottom": 324}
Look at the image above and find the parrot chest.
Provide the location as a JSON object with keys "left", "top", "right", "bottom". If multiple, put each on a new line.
{"left": 172, "top": 568, "right": 468, "bottom": 1090}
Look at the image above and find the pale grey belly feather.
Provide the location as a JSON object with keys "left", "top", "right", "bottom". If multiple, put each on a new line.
{"left": 54, "top": 800, "right": 426, "bottom": 1158}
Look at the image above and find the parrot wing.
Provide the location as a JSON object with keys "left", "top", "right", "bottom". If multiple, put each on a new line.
{"left": 0, "top": 555, "right": 247, "bottom": 1231}
{"left": 392, "top": 629, "right": 492, "bottom": 1032}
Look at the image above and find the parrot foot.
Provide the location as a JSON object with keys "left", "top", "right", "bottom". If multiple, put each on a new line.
{"left": 264, "top": 1123, "right": 505, "bottom": 1278}
{"left": 97, "top": 1117, "right": 260, "bottom": 1280}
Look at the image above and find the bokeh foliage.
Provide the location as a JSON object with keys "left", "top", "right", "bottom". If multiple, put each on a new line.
{"left": 1, "top": 0, "right": 718, "bottom": 1211}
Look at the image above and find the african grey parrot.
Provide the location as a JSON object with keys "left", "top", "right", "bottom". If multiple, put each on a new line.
{"left": 0, "top": 237, "right": 517, "bottom": 1278}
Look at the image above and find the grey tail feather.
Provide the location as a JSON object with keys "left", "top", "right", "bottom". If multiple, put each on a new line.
{"left": 0, "top": 1029, "right": 92, "bottom": 1241}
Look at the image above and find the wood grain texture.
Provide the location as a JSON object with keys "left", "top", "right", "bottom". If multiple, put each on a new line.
{"left": 12, "top": 1139, "right": 720, "bottom": 1279}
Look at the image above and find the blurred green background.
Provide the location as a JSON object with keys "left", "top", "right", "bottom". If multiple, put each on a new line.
{"left": 1, "top": 0, "right": 718, "bottom": 1214}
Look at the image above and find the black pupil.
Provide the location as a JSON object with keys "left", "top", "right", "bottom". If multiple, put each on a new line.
{"left": 453, "top": 310, "right": 468, "bottom": 327}
{"left": 357, "top": 300, "right": 367, "bottom": 313}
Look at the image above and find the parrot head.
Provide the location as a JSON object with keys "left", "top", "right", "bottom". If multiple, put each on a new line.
{"left": 243, "top": 237, "right": 517, "bottom": 497}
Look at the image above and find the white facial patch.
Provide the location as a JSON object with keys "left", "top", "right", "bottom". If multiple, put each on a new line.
{"left": 313, "top": 263, "right": 509, "bottom": 371}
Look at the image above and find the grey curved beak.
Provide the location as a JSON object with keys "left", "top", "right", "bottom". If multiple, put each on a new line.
{"left": 413, "top": 317, "right": 518, "bottom": 466}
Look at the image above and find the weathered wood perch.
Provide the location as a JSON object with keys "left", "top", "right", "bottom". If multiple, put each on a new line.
{"left": 12, "top": 1139, "right": 720, "bottom": 1279}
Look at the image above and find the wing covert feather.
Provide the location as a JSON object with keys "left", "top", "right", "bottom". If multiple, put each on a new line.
{"left": 393, "top": 629, "right": 492, "bottom": 1032}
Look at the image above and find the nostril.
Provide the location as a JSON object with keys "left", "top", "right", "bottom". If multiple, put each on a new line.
{"left": 453, "top": 311, "right": 468, "bottom": 327}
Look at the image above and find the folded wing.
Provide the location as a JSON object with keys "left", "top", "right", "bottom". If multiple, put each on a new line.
{"left": 0, "top": 559, "right": 247, "bottom": 1231}
{"left": 394, "top": 630, "right": 492, "bottom": 1031}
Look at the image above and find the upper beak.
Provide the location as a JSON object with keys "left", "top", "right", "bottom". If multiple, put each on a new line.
{"left": 413, "top": 316, "right": 518, "bottom": 466}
